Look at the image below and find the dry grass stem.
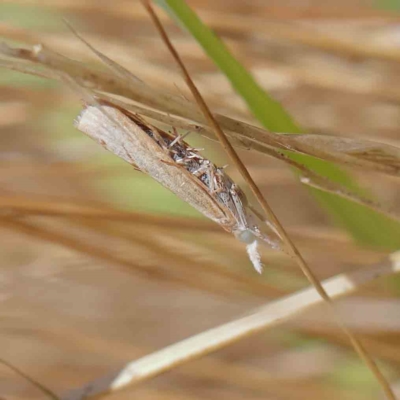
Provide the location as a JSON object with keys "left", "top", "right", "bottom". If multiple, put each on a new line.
{"left": 1, "top": 214, "right": 283, "bottom": 299}
{"left": 61, "top": 251, "right": 400, "bottom": 400}
{"left": 2, "top": 42, "right": 400, "bottom": 178}
{"left": 0, "top": 357, "right": 59, "bottom": 400}
{"left": 0, "top": 194, "right": 218, "bottom": 230}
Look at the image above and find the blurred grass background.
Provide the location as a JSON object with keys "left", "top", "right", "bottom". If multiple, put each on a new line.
{"left": 1, "top": 1, "right": 400, "bottom": 399}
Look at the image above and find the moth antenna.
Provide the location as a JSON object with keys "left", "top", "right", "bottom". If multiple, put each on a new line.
{"left": 63, "top": 18, "right": 144, "bottom": 86}
{"left": 169, "top": 133, "right": 183, "bottom": 148}
{"left": 249, "top": 226, "right": 293, "bottom": 258}
{"left": 264, "top": 219, "right": 283, "bottom": 240}
{"left": 248, "top": 204, "right": 283, "bottom": 240}
{"left": 252, "top": 229, "right": 281, "bottom": 251}
{"left": 181, "top": 131, "right": 191, "bottom": 140}
{"left": 168, "top": 131, "right": 191, "bottom": 148}
{"left": 171, "top": 126, "right": 179, "bottom": 137}
{"left": 246, "top": 240, "right": 263, "bottom": 274}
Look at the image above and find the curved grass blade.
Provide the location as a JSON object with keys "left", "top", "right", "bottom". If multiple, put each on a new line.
{"left": 2, "top": 40, "right": 400, "bottom": 247}
{"left": 279, "top": 134, "right": 400, "bottom": 177}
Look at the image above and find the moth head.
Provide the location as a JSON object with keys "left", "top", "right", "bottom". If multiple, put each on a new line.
{"left": 235, "top": 229, "right": 264, "bottom": 274}
{"left": 234, "top": 229, "right": 263, "bottom": 274}
{"left": 234, "top": 229, "right": 257, "bottom": 244}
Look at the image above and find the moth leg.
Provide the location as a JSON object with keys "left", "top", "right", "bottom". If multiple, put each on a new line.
{"left": 192, "top": 161, "right": 217, "bottom": 194}
{"left": 181, "top": 131, "right": 191, "bottom": 141}
{"left": 208, "top": 165, "right": 218, "bottom": 193}
{"left": 172, "top": 126, "right": 179, "bottom": 137}
{"left": 210, "top": 168, "right": 227, "bottom": 194}
{"left": 168, "top": 127, "right": 180, "bottom": 148}
{"left": 230, "top": 184, "right": 248, "bottom": 228}
{"left": 192, "top": 160, "right": 210, "bottom": 176}
{"left": 186, "top": 150, "right": 203, "bottom": 159}
{"left": 168, "top": 130, "right": 191, "bottom": 148}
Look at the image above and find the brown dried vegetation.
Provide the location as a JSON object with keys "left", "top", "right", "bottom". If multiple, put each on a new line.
{"left": 1, "top": 1, "right": 400, "bottom": 399}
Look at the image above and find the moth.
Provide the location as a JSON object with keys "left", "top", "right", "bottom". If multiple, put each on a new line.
{"left": 75, "top": 100, "right": 281, "bottom": 273}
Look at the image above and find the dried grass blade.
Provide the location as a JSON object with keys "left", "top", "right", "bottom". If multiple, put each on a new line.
{"left": 63, "top": 19, "right": 145, "bottom": 86}
{"left": 0, "top": 217, "right": 207, "bottom": 290}
{"left": 0, "top": 357, "right": 59, "bottom": 400}
{"left": 0, "top": 55, "right": 60, "bottom": 81}
{"left": 2, "top": 42, "right": 400, "bottom": 179}
{"left": 72, "top": 217, "right": 283, "bottom": 298}
{"left": 0, "top": 42, "right": 289, "bottom": 152}
{"left": 0, "top": 194, "right": 217, "bottom": 231}
{"left": 279, "top": 134, "right": 400, "bottom": 177}
{"left": 263, "top": 147, "right": 400, "bottom": 222}
{"left": 61, "top": 251, "right": 400, "bottom": 400}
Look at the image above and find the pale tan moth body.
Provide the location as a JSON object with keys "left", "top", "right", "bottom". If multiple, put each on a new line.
{"left": 75, "top": 102, "right": 280, "bottom": 273}
{"left": 76, "top": 105, "right": 231, "bottom": 226}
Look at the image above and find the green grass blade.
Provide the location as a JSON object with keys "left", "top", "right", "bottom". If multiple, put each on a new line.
{"left": 156, "top": 0, "right": 300, "bottom": 133}
{"left": 156, "top": 0, "right": 400, "bottom": 249}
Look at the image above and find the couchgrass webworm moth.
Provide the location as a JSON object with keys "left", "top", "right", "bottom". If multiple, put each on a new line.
{"left": 74, "top": 98, "right": 281, "bottom": 273}
{"left": 59, "top": 20, "right": 282, "bottom": 273}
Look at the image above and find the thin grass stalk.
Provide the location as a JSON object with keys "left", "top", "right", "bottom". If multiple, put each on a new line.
{"left": 61, "top": 251, "right": 400, "bottom": 399}
{"left": 0, "top": 358, "right": 59, "bottom": 400}
{"left": 141, "top": 2, "right": 396, "bottom": 398}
